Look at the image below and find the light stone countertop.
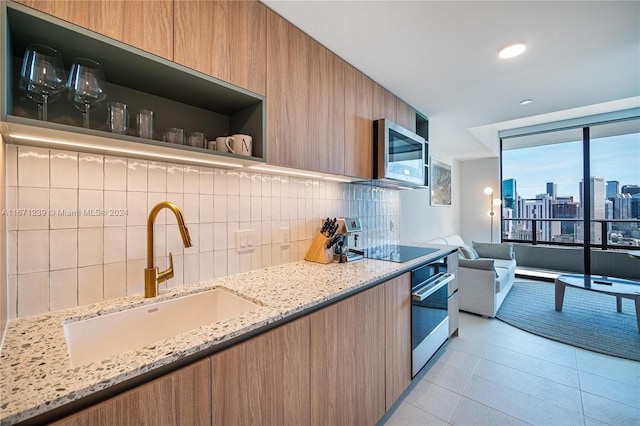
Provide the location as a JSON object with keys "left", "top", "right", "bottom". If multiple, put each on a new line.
{"left": 0, "top": 245, "right": 454, "bottom": 425}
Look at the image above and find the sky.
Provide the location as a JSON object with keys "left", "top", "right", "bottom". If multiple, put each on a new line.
{"left": 502, "top": 133, "right": 640, "bottom": 201}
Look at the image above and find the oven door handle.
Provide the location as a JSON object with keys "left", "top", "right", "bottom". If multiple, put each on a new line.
{"left": 412, "top": 273, "right": 455, "bottom": 302}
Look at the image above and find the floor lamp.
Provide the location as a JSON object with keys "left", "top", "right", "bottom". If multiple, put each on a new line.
{"left": 483, "top": 187, "right": 502, "bottom": 243}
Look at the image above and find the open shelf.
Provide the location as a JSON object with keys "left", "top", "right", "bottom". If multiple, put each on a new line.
{"left": 2, "top": 2, "right": 265, "bottom": 162}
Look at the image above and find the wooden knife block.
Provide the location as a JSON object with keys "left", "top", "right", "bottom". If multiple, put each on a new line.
{"left": 304, "top": 232, "right": 335, "bottom": 264}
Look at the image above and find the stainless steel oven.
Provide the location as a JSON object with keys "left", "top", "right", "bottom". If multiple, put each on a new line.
{"left": 411, "top": 257, "right": 454, "bottom": 377}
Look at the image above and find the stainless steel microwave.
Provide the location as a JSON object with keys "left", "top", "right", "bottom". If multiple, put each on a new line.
{"left": 373, "top": 119, "right": 427, "bottom": 187}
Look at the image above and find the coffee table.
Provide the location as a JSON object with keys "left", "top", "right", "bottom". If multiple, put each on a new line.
{"left": 555, "top": 274, "right": 640, "bottom": 332}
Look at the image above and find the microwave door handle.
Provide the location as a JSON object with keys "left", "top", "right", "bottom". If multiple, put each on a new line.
{"left": 412, "top": 273, "right": 455, "bottom": 302}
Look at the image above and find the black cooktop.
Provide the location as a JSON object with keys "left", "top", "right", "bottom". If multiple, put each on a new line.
{"left": 364, "top": 245, "right": 439, "bottom": 263}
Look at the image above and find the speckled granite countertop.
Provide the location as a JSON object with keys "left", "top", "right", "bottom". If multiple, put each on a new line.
{"left": 1, "top": 245, "right": 454, "bottom": 425}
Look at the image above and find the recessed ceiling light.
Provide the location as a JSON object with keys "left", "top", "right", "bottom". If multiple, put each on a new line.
{"left": 520, "top": 99, "right": 533, "bottom": 105}
{"left": 498, "top": 41, "right": 527, "bottom": 59}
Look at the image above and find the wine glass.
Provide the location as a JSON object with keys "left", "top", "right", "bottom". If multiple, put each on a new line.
{"left": 19, "top": 44, "right": 67, "bottom": 121}
{"left": 67, "top": 58, "right": 106, "bottom": 128}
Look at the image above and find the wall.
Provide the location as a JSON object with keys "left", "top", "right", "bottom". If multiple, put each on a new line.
{"left": 0, "top": 136, "right": 6, "bottom": 336}
{"left": 5, "top": 144, "right": 400, "bottom": 319}
{"left": 459, "top": 157, "right": 500, "bottom": 244}
{"left": 399, "top": 159, "right": 460, "bottom": 242}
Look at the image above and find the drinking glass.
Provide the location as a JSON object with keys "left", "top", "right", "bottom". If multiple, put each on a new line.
{"left": 67, "top": 58, "right": 107, "bottom": 128}
{"left": 106, "top": 102, "right": 128, "bottom": 134}
{"left": 136, "top": 109, "right": 154, "bottom": 139}
{"left": 19, "top": 44, "right": 67, "bottom": 121}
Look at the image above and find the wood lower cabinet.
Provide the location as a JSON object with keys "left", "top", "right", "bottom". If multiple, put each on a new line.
{"left": 53, "top": 359, "right": 211, "bottom": 426}
{"left": 310, "top": 284, "right": 386, "bottom": 425}
{"left": 211, "top": 316, "right": 310, "bottom": 425}
{"left": 448, "top": 252, "right": 460, "bottom": 337}
{"left": 174, "top": 0, "right": 267, "bottom": 96}
{"left": 14, "top": 0, "right": 173, "bottom": 60}
{"left": 384, "top": 272, "right": 412, "bottom": 409}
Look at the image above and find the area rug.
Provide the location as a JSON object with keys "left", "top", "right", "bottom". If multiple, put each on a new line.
{"left": 496, "top": 281, "right": 640, "bottom": 362}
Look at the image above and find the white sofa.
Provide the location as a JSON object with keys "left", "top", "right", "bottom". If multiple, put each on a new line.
{"left": 427, "top": 235, "right": 516, "bottom": 318}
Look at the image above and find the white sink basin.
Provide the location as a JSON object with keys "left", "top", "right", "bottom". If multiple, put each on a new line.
{"left": 63, "top": 288, "right": 261, "bottom": 367}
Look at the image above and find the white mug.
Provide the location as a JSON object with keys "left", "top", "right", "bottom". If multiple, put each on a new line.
{"left": 226, "top": 134, "right": 253, "bottom": 156}
{"left": 216, "top": 136, "right": 231, "bottom": 153}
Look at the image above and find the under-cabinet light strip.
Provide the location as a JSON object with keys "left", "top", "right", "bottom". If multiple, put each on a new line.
{"left": 247, "top": 165, "right": 323, "bottom": 179}
{"left": 9, "top": 133, "right": 244, "bottom": 168}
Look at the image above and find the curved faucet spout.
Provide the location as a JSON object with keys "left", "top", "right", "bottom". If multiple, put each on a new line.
{"left": 145, "top": 201, "right": 192, "bottom": 298}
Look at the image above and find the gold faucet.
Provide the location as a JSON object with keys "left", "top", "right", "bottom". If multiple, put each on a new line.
{"left": 145, "top": 201, "right": 192, "bottom": 298}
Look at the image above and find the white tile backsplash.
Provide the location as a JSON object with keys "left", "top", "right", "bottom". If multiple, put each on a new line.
{"left": 18, "top": 230, "right": 49, "bottom": 274}
{"left": 50, "top": 150, "right": 78, "bottom": 189}
{"left": 6, "top": 145, "right": 400, "bottom": 317}
{"left": 18, "top": 146, "right": 49, "bottom": 188}
{"left": 104, "top": 156, "right": 127, "bottom": 191}
{"left": 50, "top": 229, "right": 77, "bottom": 270}
{"left": 79, "top": 154, "right": 104, "bottom": 190}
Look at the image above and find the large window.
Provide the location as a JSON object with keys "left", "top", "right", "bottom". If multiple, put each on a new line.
{"left": 501, "top": 116, "right": 640, "bottom": 272}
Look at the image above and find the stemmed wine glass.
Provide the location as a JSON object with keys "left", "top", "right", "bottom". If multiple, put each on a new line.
{"left": 19, "top": 44, "right": 67, "bottom": 121}
{"left": 67, "top": 58, "right": 106, "bottom": 128}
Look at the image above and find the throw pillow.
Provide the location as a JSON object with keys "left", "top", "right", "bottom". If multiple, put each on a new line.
{"left": 459, "top": 245, "right": 479, "bottom": 260}
{"left": 472, "top": 241, "right": 514, "bottom": 260}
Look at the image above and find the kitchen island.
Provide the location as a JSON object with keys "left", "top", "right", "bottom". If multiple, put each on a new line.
{"left": 0, "top": 244, "right": 455, "bottom": 425}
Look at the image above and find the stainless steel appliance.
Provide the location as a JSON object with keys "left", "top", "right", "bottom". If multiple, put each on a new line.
{"left": 411, "top": 257, "right": 454, "bottom": 377}
{"left": 373, "top": 118, "right": 427, "bottom": 187}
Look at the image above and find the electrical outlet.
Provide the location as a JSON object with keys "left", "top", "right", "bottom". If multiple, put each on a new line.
{"left": 389, "top": 219, "right": 395, "bottom": 232}
{"left": 281, "top": 227, "right": 290, "bottom": 246}
{"left": 236, "top": 230, "right": 255, "bottom": 253}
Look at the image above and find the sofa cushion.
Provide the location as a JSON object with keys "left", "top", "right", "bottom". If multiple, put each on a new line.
{"left": 472, "top": 241, "right": 514, "bottom": 260}
{"left": 459, "top": 258, "right": 495, "bottom": 271}
{"left": 459, "top": 245, "right": 479, "bottom": 260}
{"left": 495, "top": 267, "right": 511, "bottom": 293}
{"left": 493, "top": 258, "right": 516, "bottom": 275}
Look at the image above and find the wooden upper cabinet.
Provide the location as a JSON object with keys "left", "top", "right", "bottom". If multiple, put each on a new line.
{"left": 266, "top": 10, "right": 344, "bottom": 175}
{"left": 373, "top": 83, "right": 397, "bottom": 123}
{"left": 344, "top": 63, "right": 375, "bottom": 179}
{"left": 53, "top": 359, "right": 211, "bottom": 425}
{"left": 396, "top": 98, "right": 416, "bottom": 132}
{"left": 174, "top": 0, "right": 267, "bottom": 95}
{"left": 14, "top": 0, "right": 173, "bottom": 60}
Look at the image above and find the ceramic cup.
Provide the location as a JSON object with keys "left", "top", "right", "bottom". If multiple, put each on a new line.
{"left": 226, "top": 134, "right": 252, "bottom": 156}
{"left": 215, "top": 136, "right": 231, "bottom": 153}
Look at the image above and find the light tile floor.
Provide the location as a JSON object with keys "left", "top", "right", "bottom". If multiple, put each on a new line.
{"left": 379, "top": 312, "right": 640, "bottom": 426}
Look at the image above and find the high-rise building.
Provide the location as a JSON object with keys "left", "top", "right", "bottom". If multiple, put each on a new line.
{"left": 517, "top": 195, "right": 554, "bottom": 241}
{"left": 546, "top": 182, "right": 557, "bottom": 200}
{"left": 502, "top": 179, "right": 517, "bottom": 217}
{"left": 622, "top": 185, "right": 640, "bottom": 196}
{"left": 606, "top": 181, "right": 619, "bottom": 199}
{"left": 553, "top": 196, "right": 580, "bottom": 238}
{"left": 579, "top": 177, "right": 606, "bottom": 243}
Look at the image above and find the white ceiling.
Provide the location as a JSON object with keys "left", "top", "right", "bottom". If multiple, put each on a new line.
{"left": 261, "top": 0, "right": 640, "bottom": 161}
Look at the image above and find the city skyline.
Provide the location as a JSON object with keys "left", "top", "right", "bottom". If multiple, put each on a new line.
{"left": 502, "top": 133, "right": 640, "bottom": 200}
